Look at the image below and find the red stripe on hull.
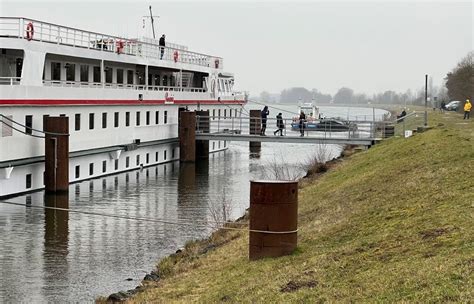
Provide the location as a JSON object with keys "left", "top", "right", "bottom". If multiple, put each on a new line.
{"left": 0, "top": 99, "right": 246, "bottom": 106}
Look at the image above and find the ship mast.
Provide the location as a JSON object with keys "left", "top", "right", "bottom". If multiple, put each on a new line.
{"left": 143, "top": 5, "right": 159, "bottom": 39}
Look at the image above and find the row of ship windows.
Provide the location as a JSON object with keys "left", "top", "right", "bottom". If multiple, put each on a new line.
{"left": 1, "top": 108, "right": 240, "bottom": 137}
{"left": 23, "top": 141, "right": 226, "bottom": 189}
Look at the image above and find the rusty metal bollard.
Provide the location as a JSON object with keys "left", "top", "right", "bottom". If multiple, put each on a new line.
{"left": 249, "top": 180, "right": 298, "bottom": 260}
{"left": 249, "top": 109, "right": 261, "bottom": 148}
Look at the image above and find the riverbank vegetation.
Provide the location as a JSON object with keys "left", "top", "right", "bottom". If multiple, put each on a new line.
{"left": 115, "top": 110, "right": 472, "bottom": 303}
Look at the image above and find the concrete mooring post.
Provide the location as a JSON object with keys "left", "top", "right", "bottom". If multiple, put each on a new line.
{"left": 195, "top": 110, "right": 209, "bottom": 159}
{"left": 179, "top": 111, "right": 196, "bottom": 162}
{"left": 249, "top": 180, "right": 298, "bottom": 260}
{"left": 44, "top": 116, "right": 69, "bottom": 193}
{"left": 249, "top": 109, "right": 261, "bottom": 148}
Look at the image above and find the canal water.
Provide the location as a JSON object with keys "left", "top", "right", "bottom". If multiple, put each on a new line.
{"left": 0, "top": 105, "right": 387, "bottom": 303}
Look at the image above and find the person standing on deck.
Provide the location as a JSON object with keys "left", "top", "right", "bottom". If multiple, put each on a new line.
{"left": 159, "top": 34, "right": 166, "bottom": 59}
{"left": 464, "top": 99, "right": 472, "bottom": 119}
{"left": 299, "top": 111, "right": 306, "bottom": 137}
{"left": 274, "top": 113, "right": 284, "bottom": 136}
{"left": 260, "top": 106, "right": 269, "bottom": 136}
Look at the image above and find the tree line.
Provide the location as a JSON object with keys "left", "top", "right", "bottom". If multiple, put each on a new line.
{"left": 258, "top": 51, "right": 473, "bottom": 107}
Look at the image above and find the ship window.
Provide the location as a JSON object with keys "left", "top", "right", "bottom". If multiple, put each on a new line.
{"left": 102, "top": 160, "right": 106, "bottom": 173}
{"left": 164, "top": 150, "right": 167, "bottom": 160}
{"left": 66, "top": 63, "right": 75, "bottom": 81}
{"left": 75, "top": 165, "right": 80, "bottom": 178}
{"left": 163, "top": 75, "right": 168, "bottom": 86}
{"left": 136, "top": 112, "right": 141, "bottom": 126}
{"left": 164, "top": 111, "right": 168, "bottom": 124}
{"left": 224, "top": 109, "right": 226, "bottom": 118}
{"left": 102, "top": 112, "right": 107, "bottom": 129}
{"left": 136, "top": 155, "right": 140, "bottom": 166}
{"left": 105, "top": 67, "right": 112, "bottom": 83}
{"left": 93, "top": 66, "right": 101, "bottom": 83}
{"left": 212, "top": 109, "right": 215, "bottom": 120}
{"left": 146, "top": 111, "right": 150, "bottom": 125}
{"left": 89, "top": 163, "right": 94, "bottom": 176}
{"left": 154, "top": 75, "right": 160, "bottom": 86}
{"left": 219, "top": 141, "right": 221, "bottom": 149}
{"left": 127, "top": 70, "right": 134, "bottom": 85}
{"left": 155, "top": 111, "right": 159, "bottom": 124}
{"left": 80, "top": 65, "right": 89, "bottom": 82}
{"left": 125, "top": 112, "right": 130, "bottom": 126}
{"left": 218, "top": 109, "right": 221, "bottom": 118}
{"left": 146, "top": 153, "right": 149, "bottom": 164}
{"left": 26, "top": 174, "right": 32, "bottom": 189}
{"left": 51, "top": 62, "right": 61, "bottom": 81}
{"left": 148, "top": 74, "right": 152, "bottom": 86}
{"left": 155, "top": 151, "right": 159, "bottom": 162}
{"left": 114, "top": 112, "right": 119, "bottom": 128}
{"left": 16, "top": 58, "right": 23, "bottom": 77}
{"left": 213, "top": 142, "right": 215, "bottom": 150}
{"left": 172, "top": 148, "right": 175, "bottom": 159}
{"left": 25, "top": 115, "right": 32, "bottom": 135}
{"left": 89, "top": 113, "right": 94, "bottom": 129}
{"left": 117, "top": 69, "right": 123, "bottom": 84}
{"left": 126, "top": 157, "right": 130, "bottom": 168}
{"left": 75, "top": 114, "right": 80, "bottom": 131}
{"left": 114, "top": 159, "right": 118, "bottom": 170}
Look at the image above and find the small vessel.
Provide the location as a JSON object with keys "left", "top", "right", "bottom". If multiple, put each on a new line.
{"left": 290, "top": 103, "right": 357, "bottom": 132}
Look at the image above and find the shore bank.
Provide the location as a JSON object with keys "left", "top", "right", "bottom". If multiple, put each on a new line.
{"left": 101, "top": 110, "right": 472, "bottom": 303}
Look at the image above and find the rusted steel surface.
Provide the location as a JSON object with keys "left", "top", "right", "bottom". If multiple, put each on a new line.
{"left": 195, "top": 110, "right": 209, "bottom": 159}
{"left": 179, "top": 111, "right": 196, "bottom": 162}
{"left": 249, "top": 110, "right": 261, "bottom": 148}
{"left": 44, "top": 116, "right": 69, "bottom": 193}
{"left": 249, "top": 180, "right": 298, "bottom": 260}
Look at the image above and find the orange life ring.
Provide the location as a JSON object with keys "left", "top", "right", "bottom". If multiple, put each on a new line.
{"left": 26, "top": 22, "right": 34, "bottom": 41}
{"left": 116, "top": 40, "right": 124, "bottom": 54}
{"left": 173, "top": 50, "right": 179, "bottom": 62}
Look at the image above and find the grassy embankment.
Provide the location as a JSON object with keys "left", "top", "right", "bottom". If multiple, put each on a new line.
{"left": 127, "top": 110, "right": 472, "bottom": 302}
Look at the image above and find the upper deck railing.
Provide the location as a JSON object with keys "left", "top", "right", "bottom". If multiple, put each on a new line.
{"left": 0, "top": 17, "right": 223, "bottom": 69}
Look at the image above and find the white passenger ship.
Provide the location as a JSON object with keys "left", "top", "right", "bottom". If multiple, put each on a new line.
{"left": 0, "top": 17, "right": 246, "bottom": 198}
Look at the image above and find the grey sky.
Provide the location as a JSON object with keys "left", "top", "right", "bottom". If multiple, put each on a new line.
{"left": 2, "top": 0, "right": 473, "bottom": 95}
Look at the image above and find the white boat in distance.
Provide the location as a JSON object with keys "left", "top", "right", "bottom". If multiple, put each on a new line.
{"left": 0, "top": 17, "right": 247, "bottom": 197}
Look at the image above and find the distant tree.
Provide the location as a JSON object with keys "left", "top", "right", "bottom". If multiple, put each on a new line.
{"left": 280, "top": 87, "right": 312, "bottom": 103}
{"left": 445, "top": 51, "right": 474, "bottom": 106}
{"left": 333, "top": 87, "right": 354, "bottom": 104}
{"left": 311, "top": 89, "right": 332, "bottom": 103}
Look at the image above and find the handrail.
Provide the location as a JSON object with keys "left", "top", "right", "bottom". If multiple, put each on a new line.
{"left": 0, "top": 77, "right": 21, "bottom": 85}
{"left": 0, "top": 17, "right": 224, "bottom": 68}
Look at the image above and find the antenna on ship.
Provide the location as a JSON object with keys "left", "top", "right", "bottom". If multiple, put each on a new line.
{"left": 143, "top": 5, "right": 159, "bottom": 39}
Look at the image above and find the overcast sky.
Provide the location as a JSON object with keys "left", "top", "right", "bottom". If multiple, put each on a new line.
{"left": 2, "top": 0, "right": 473, "bottom": 95}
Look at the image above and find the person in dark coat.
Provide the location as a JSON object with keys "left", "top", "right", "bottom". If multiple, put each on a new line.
{"left": 260, "top": 106, "right": 269, "bottom": 135}
{"left": 159, "top": 34, "right": 166, "bottom": 59}
{"left": 299, "top": 111, "right": 306, "bottom": 136}
{"left": 273, "top": 113, "right": 284, "bottom": 136}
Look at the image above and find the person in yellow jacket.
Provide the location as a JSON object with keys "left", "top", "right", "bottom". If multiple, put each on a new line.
{"left": 464, "top": 99, "right": 472, "bottom": 119}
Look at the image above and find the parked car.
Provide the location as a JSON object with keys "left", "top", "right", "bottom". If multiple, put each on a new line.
{"left": 445, "top": 100, "right": 460, "bottom": 111}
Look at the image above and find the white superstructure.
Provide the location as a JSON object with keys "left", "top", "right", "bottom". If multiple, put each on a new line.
{"left": 0, "top": 17, "right": 247, "bottom": 197}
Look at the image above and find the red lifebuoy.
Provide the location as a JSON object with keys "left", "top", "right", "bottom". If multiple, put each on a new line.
{"left": 173, "top": 50, "right": 179, "bottom": 62}
{"left": 116, "top": 40, "right": 124, "bottom": 54}
{"left": 26, "top": 22, "right": 34, "bottom": 41}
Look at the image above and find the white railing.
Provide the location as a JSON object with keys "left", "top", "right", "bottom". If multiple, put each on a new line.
{"left": 42, "top": 79, "right": 206, "bottom": 92}
{"left": 0, "top": 77, "right": 21, "bottom": 85}
{"left": 0, "top": 17, "right": 224, "bottom": 69}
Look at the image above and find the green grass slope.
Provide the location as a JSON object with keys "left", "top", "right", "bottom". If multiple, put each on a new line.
{"left": 129, "top": 111, "right": 473, "bottom": 303}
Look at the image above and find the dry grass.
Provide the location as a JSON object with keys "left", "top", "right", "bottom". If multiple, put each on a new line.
{"left": 121, "top": 110, "right": 473, "bottom": 303}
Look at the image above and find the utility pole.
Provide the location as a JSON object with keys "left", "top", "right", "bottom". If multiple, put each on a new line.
{"left": 424, "top": 74, "right": 428, "bottom": 127}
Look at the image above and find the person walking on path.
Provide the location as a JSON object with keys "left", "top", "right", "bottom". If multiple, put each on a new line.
{"left": 463, "top": 99, "right": 472, "bottom": 119}
{"left": 273, "top": 113, "right": 284, "bottom": 136}
{"left": 159, "top": 34, "right": 166, "bottom": 59}
{"left": 440, "top": 101, "right": 446, "bottom": 113}
{"left": 260, "top": 106, "right": 269, "bottom": 135}
{"left": 299, "top": 111, "right": 306, "bottom": 137}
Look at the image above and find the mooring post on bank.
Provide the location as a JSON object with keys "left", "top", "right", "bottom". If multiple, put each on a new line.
{"left": 249, "top": 109, "right": 261, "bottom": 148}
{"left": 249, "top": 180, "right": 298, "bottom": 260}
{"left": 195, "top": 110, "right": 209, "bottom": 159}
{"left": 44, "top": 116, "right": 69, "bottom": 193}
{"left": 179, "top": 111, "right": 196, "bottom": 162}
